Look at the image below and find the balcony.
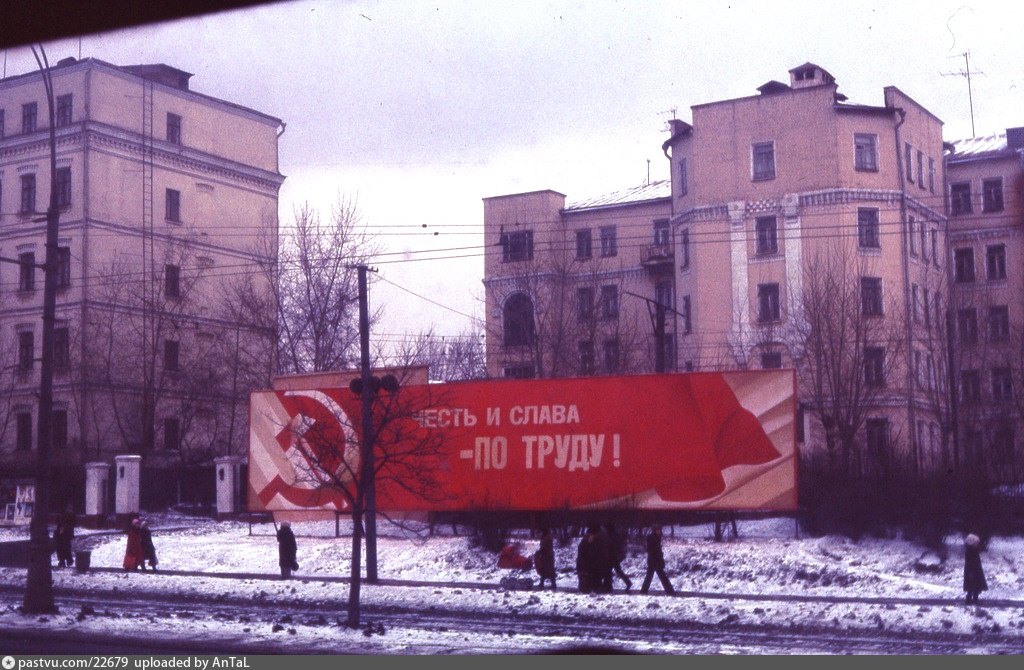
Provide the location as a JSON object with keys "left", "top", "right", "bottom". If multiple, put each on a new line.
{"left": 640, "top": 243, "right": 674, "bottom": 271}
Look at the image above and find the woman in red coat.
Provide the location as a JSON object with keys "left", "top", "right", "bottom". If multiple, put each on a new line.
{"left": 123, "top": 517, "right": 144, "bottom": 570}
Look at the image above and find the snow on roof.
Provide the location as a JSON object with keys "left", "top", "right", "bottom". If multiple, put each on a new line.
{"left": 564, "top": 179, "right": 672, "bottom": 211}
{"left": 948, "top": 132, "right": 1012, "bottom": 161}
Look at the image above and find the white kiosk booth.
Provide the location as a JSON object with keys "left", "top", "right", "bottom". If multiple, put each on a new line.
{"left": 214, "top": 455, "right": 243, "bottom": 517}
{"left": 114, "top": 454, "right": 142, "bottom": 521}
{"left": 84, "top": 461, "right": 111, "bottom": 523}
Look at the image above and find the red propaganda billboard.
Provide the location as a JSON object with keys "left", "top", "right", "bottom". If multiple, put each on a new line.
{"left": 248, "top": 370, "right": 797, "bottom": 513}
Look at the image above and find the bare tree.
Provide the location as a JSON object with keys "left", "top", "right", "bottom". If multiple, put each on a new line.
{"left": 405, "top": 327, "right": 488, "bottom": 382}
{"left": 273, "top": 198, "right": 380, "bottom": 374}
{"left": 793, "top": 245, "right": 908, "bottom": 476}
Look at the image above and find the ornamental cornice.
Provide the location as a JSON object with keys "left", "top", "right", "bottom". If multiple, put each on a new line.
{"left": 88, "top": 131, "right": 283, "bottom": 192}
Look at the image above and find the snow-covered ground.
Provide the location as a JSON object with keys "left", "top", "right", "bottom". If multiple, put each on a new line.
{"left": 1, "top": 513, "right": 1023, "bottom": 654}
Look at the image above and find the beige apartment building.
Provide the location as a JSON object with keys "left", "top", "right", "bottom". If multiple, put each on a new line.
{"left": 484, "top": 63, "right": 959, "bottom": 476}
{"left": 0, "top": 58, "right": 284, "bottom": 509}
{"left": 946, "top": 128, "right": 1024, "bottom": 482}
{"left": 482, "top": 182, "right": 674, "bottom": 380}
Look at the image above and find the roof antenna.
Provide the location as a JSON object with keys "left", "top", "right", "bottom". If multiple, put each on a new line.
{"left": 942, "top": 50, "right": 984, "bottom": 137}
{"left": 646, "top": 159, "right": 651, "bottom": 186}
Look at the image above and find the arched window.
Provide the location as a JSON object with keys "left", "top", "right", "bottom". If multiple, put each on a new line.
{"left": 503, "top": 293, "right": 535, "bottom": 346}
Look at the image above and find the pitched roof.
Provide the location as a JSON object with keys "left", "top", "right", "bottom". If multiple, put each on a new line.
{"left": 564, "top": 180, "right": 672, "bottom": 211}
{"left": 947, "top": 132, "right": 1013, "bottom": 161}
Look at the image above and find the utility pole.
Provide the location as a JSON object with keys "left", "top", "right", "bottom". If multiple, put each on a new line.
{"left": 23, "top": 43, "right": 59, "bottom": 614}
{"left": 356, "top": 265, "right": 379, "bottom": 582}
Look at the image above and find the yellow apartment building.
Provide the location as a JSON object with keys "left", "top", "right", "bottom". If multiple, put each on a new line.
{"left": 0, "top": 58, "right": 284, "bottom": 509}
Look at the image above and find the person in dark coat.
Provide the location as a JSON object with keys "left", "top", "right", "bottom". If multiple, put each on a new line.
{"left": 139, "top": 519, "right": 158, "bottom": 570}
{"left": 276, "top": 521, "right": 298, "bottom": 579}
{"left": 576, "top": 527, "right": 601, "bottom": 593}
{"left": 534, "top": 528, "right": 557, "bottom": 590}
{"left": 593, "top": 525, "right": 613, "bottom": 593}
{"left": 54, "top": 507, "right": 76, "bottom": 568}
{"left": 963, "top": 533, "right": 987, "bottom": 604}
{"left": 606, "top": 523, "right": 632, "bottom": 591}
{"left": 640, "top": 525, "right": 675, "bottom": 595}
{"left": 123, "top": 516, "right": 144, "bottom": 571}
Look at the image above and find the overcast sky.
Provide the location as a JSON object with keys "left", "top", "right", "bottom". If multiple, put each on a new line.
{"left": 4, "top": 0, "right": 1023, "bottom": 348}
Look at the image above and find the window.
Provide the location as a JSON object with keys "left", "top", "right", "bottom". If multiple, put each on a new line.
{"left": 54, "top": 326, "right": 69, "bottom": 370}
{"left": 576, "top": 287, "right": 593, "bottom": 322}
{"left": 908, "top": 218, "right": 917, "bottom": 256}
{"left": 0, "top": 109, "right": 5, "bottom": 138}
{"left": 954, "top": 248, "right": 975, "bottom": 283}
{"left": 865, "top": 418, "right": 889, "bottom": 456}
{"left": 958, "top": 308, "right": 978, "bottom": 344}
{"left": 52, "top": 409, "right": 68, "bottom": 450}
{"left": 575, "top": 229, "right": 592, "bottom": 260}
{"left": 55, "top": 167, "right": 71, "bottom": 207}
{"left": 982, "top": 178, "right": 1004, "bottom": 213}
{"left": 501, "top": 230, "right": 533, "bottom": 262}
{"left": 854, "top": 133, "right": 877, "bottom": 171}
{"left": 677, "top": 158, "right": 688, "bottom": 195}
{"left": 503, "top": 293, "right": 535, "bottom": 345}
{"left": 761, "top": 351, "right": 783, "bottom": 369}
{"left": 681, "top": 295, "right": 692, "bottom": 334}
{"left": 904, "top": 143, "right": 913, "bottom": 182}
{"left": 20, "top": 174, "right": 36, "bottom": 214}
{"left": 752, "top": 141, "right": 775, "bottom": 181}
{"left": 757, "top": 283, "right": 780, "bottom": 322}
{"left": 167, "top": 113, "right": 182, "bottom": 144}
{"left": 864, "top": 347, "right": 885, "bottom": 387}
{"left": 916, "top": 150, "right": 924, "bottom": 189}
{"left": 16, "top": 412, "right": 32, "bottom": 451}
{"left": 19, "top": 252, "right": 36, "bottom": 291}
{"left": 163, "top": 339, "right": 180, "bottom": 371}
{"left": 599, "top": 226, "right": 617, "bottom": 257}
{"left": 662, "top": 333, "right": 676, "bottom": 372}
{"left": 165, "top": 188, "right": 181, "bottom": 222}
{"left": 56, "top": 94, "right": 72, "bottom": 127}
{"left": 992, "top": 367, "right": 1013, "bottom": 402}
{"left": 165, "top": 264, "right": 180, "bottom": 298}
{"left": 988, "top": 305, "right": 1010, "bottom": 341}
{"left": 923, "top": 287, "right": 931, "bottom": 328}
{"left": 928, "top": 157, "right": 935, "bottom": 193}
{"left": 931, "top": 229, "right": 939, "bottom": 267}
{"left": 914, "top": 350, "right": 923, "bottom": 388}
{"left": 987, "top": 244, "right": 1006, "bottom": 281}
{"left": 503, "top": 365, "right": 535, "bottom": 379}
{"left": 950, "top": 182, "right": 972, "bottom": 215}
{"left": 680, "top": 229, "right": 690, "bottom": 270}
{"left": 961, "top": 370, "right": 981, "bottom": 403}
{"left": 600, "top": 285, "right": 618, "bottom": 319}
{"left": 860, "top": 277, "right": 883, "bottom": 317}
{"left": 911, "top": 284, "right": 920, "bottom": 322}
{"left": 602, "top": 339, "right": 619, "bottom": 373}
{"left": 653, "top": 219, "right": 670, "bottom": 246}
{"left": 22, "top": 102, "right": 37, "bottom": 134}
{"left": 857, "top": 208, "right": 880, "bottom": 248}
{"left": 56, "top": 247, "right": 71, "bottom": 288}
{"left": 920, "top": 224, "right": 929, "bottom": 262}
{"left": 18, "top": 331, "right": 34, "bottom": 371}
{"left": 655, "top": 280, "right": 673, "bottom": 310}
{"left": 755, "top": 216, "right": 778, "bottom": 255}
{"left": 578, "top": 341, "right": 595, "bottom": 375}
{"left": 163, "top": 418, "right": 181, "bottom": 451}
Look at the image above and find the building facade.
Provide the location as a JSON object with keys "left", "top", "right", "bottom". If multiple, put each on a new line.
{"left": 482, "top": 183, "right": 674, "bottom": 381}
{"left": 946, "top": 128, "right": 1024, "bottom": 482}
{"left": 483, "top": 64, "right": 965, "bottom": 477}
{"left": 0, "top": 58, "right": 284, "bottom": 509}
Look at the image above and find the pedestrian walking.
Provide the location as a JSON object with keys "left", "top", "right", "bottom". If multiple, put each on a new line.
{"left": 276, "top": 520, "right": 298, "bottom": 579}
{"left": 54, "top": 506, "right": 76, "bottom": 568}
{"left": 606, "top": 523, "right": 632, "bottom": 591}
{"left": 140, "top": 519, "right": 159, "bottom": 570}
{"left": 963, "top": 533, "right": 987, "bottom": 605}
{"left": 593, "top": 525, "right": 613, "bottom": 593}
{"left": 534, "top": 527, "right": 557, "bottom": 590}
{"left": 640, "top": 525, "right": 675, "bottom": 595}
{"left": 576, "top": 527, "right": 601, "bottom": 593}
{"left": 123, "top": 516, "right": 145, "bottom": 571}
